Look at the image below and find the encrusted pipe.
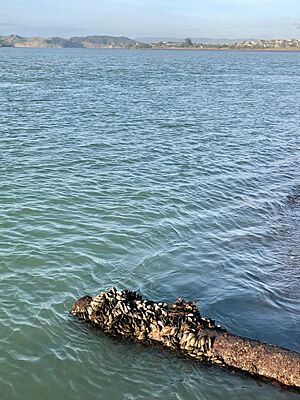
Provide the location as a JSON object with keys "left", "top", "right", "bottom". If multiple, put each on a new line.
{"left": 71, "top": 288, "right": 300, "bottom": 388}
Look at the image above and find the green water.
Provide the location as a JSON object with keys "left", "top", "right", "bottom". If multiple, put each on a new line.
{"left": 0, "top": 48, "right": 299, "bottom": 399}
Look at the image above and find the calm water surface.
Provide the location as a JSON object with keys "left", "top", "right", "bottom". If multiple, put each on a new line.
{"left": 0, "top": 48, "right": 299, "bottom": 399}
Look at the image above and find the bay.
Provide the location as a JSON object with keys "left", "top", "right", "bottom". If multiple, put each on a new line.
{"left": 0, "top": 48, "right": 299, "bottom": 399}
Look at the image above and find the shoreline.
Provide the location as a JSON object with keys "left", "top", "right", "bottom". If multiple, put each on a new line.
{"left": 0, "top": 46, "right": 300, "bottom": 53}
{"left": 2, "top": 46, "right": 300, "bottom": 52}
{"left": 2, "top": 34, "right": 299, "bottom": 52}
{"left": 144, "top": 47, "right": 300, "bottom": 52}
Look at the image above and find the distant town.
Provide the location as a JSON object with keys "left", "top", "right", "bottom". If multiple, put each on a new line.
{"left": 1, "top": 34, "right": 300, "bottom": 50}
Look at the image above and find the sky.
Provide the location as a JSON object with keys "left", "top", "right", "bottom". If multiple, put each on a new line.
{"left": 1, "top": 0, "right": 300, "bottom": 39}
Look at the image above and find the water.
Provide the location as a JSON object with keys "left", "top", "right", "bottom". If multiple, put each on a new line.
{"left": 0, "top": 48, "right": 299, "bottom": 399}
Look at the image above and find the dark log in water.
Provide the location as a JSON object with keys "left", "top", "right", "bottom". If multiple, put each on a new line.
{"left": 71, "top": 288, "right": 300, "bottom": 388}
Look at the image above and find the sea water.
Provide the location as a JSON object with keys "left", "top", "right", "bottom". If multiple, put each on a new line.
{"left": 0, "top": 48, "right": 299, "bottom": 399}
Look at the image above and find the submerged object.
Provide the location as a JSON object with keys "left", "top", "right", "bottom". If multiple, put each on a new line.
{"left": 288, "top": 194, "right": 300, "bottom": 206}
{"left": 71, "top": 287, "right": 300, "bottom": 388}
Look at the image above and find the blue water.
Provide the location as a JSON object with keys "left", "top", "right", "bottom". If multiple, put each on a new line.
{"left": 0, "top": 48, "right": 299, "bottom": 399}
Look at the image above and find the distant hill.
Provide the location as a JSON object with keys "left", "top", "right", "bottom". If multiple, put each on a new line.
{"left": 1, "top": 35, "right": 299, "bottom": 50}
{"left": 70, "top": 35, "right": 137, "bottom": 48}
{"left": 0, "top": 36, "right": 15, "bottom": 47}
{"left": 0, "top": 34, "right": 140, "bottom": 48}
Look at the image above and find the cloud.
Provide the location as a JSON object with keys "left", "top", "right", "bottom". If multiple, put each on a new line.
{"left": 1, "top": 1, "right": 300, "bottom": 38}
{"left": 0, "top": 22, "right": 96, "bottom": 37}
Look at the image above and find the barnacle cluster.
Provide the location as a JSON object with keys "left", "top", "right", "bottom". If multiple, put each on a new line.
{"left": 71, "top": 287, "right": 225, "bottom": 364}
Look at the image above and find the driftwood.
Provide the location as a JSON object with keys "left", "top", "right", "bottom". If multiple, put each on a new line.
{"left": 71, "top": 287, "right": 300, "bottom": 388}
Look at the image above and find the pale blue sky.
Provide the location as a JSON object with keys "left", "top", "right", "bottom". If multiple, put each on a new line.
{"left": 1, "top": 0, "right": 299, "bottom": 38}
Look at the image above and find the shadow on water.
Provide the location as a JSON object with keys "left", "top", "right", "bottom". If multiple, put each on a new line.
{"left": 68, "top": 313, "right": 300, "bottom": 397}
{"left": 279, "top": 189, "right": 300, "bottom": 270}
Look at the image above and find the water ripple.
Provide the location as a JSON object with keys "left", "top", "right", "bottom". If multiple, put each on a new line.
{"left": 0, "top": 48, "right": 299, "bottom": 400}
